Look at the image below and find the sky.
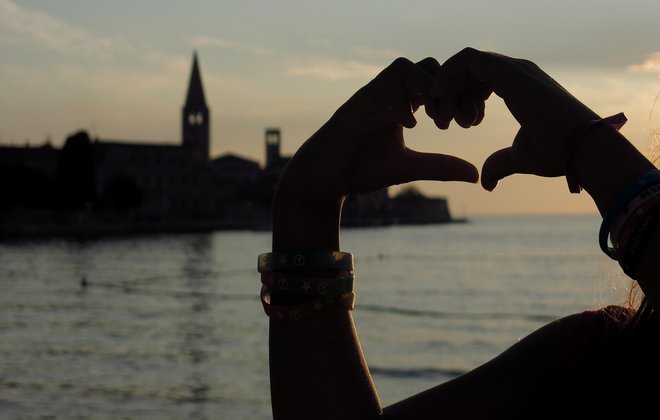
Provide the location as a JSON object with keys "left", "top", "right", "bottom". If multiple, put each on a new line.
{"left": 1, "top": 0, "right": 660, "bottom": 215}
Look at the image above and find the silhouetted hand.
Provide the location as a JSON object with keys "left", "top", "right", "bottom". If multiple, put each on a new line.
{"left": 431, "top": 47, "right": 600, "bottom": 191}
{"left": 275, "top": 57, "right": 479, "bottom": 211}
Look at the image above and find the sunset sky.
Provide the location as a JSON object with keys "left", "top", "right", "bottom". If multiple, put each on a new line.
{"left": 2, "top": 0, "right": 659, "bottom": 215}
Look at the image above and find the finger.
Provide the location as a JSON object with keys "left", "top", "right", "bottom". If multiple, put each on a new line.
{"left": 411, "top": 94, "right": 425, "bottom": 113}
{"left": 455, "top": 96, "right": 478, "bottom": 128}
{"left": 466, "top": 81, "right": 490, "bottom": 126}
{"left": 429, "top": 66, "right": 463, "bottom": 129}
{"left": 416, "top": 56, "right": 442, "bottom": 77}
{"left": 443, "top": 47, "right": 526, "bottom": 101}
{"left": 397, "top": 103, "right": 417, "bottom": 129}
{"left": 434, "top": 94, "right": 457, "bottom": 130}
{"left": 441, "top": 47, "right": 498, "bottom": 88}
{"left": 403, "top": 58, "right": 436, "bottom": 92}
{"left": 431, "top": 48, "right": 499, "bottom": 127}
{"left": 425, "top": 94, "right": 440, "bottom": 124}
{"left": 370, "top": 57, "right": 437, "bottom": 128}
{"left": 481, "top": 147, "right": 519, "bottom": 191}
{"left": 340, "top": 81, "right": 414, "bottom": 134}
{"left": 414, "top": 57, "right": 443, "bottom": 123}
{"left": 385, "top": 57, "right": 435, "bottom": 97}
{"left": 467, "top": 81, "right": 493, "bottom": 101}
{"left": 399, "top": 149, "right": 479, "bottom": 184}
{"left": 473, "top": 98, "right": 486, "bottom": 126}
{"left": 371, "top": 90, "right": 417, "bottom": 128}
{"left": 381, "top": 98, "right": 416, "bottom": 128}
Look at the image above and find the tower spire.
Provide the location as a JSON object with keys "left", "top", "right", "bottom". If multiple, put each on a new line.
{"left": 182, "top": 51, "right": 210, "bottom": 161}
{"left": 185, "top": 51, "right": 207, "bottom": 108}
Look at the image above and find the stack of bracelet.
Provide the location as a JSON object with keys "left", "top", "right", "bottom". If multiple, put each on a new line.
{"left": 599, "top": 169, "right": 660, "bottom": 279}
{"left": 257, "top": 251, "right": 356, "bottom": 321}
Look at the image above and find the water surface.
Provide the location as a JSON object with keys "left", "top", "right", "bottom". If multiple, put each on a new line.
{"left": 0, "top": 215, "right": 626, "bottom": 419}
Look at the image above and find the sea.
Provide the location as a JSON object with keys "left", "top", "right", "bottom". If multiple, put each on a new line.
{"left": 0, "top": 215, "right": 629, "bottom": 419}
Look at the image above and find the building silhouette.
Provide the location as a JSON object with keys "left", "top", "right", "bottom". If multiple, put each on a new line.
{"left": 0, "top": 52, "right": 458, "bottom": 237}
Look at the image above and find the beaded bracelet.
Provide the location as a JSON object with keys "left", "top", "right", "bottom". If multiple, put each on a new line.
{"left": 598, "top": 170, "right": 660, "bottom": 259}
{"left": 565, "top": 112, "right": 628, "bottom": 194}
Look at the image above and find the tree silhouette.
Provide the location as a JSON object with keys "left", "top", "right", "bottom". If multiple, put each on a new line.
{"left": 395, "top": 185, "right": 424, "bottom": 199}
{"left": 56, "top": 131, "right": 96, "bottom": 209}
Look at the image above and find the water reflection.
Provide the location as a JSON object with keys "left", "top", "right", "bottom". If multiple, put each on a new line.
{"left": 178, "top": 235, "right": 214, "bottom": 419}
{"left": 0, "top": 230, "right": 280, "bottom": 419}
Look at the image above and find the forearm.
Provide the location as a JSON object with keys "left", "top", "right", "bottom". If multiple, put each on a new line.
{"left": 268, "top": 199, "right": 382, "bottom": 420}
{"left": 271, "top": 198, "right": 342, "bottom": 252}
{"left": 572, "top": 125, "right": 660, "bottom": 308}
{"left": 572, "top": 124, "right": 654, "bottom": 217}
{"left": 263, "top": 55, "right": 474, "bottom": 419}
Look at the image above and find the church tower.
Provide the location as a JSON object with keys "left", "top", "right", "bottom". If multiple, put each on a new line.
{"left": 265, "top": 128, "right": 281, "bottom": 170}
{"left": 182, "top": 52, "right": 210, "bottom": 162}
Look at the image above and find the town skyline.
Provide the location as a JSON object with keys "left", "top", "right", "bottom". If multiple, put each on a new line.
{"left": 1, "top": 52, "right": 458, "bottom": 237}
{"left": 2, "top": 0, "right": 660, "bottom": 215}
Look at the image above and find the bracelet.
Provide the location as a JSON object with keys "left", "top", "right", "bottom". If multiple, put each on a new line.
{"left": 618, "top": 201, "right": 660, "bottom": 279}
{"left": 258, "top": 251, "right": 356, "bottom": 321}
{"left": 598, "top": 169, "right": 660, "bottom": 259}
{"left": 257, "top": 251, "right": 354, "bottom": 272}
{"left": 261, "top": 270, "right": 354, "bottom": 297}
{"left": 614, "top": 194, "right": 660, "bottom": 261}
{"left": 565, "top": 112, "right": 628, "bottom": 194}
{"left": 261, "top": 286, "right": 356, "bottom": 321}
{"left": 610, "top": 183, "right": 660, "bottom": 249}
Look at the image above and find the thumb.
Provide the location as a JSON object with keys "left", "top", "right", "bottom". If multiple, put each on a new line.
{"left": 481, "top": 147, "right": 522, "bottom": 191}
{"left": 400, "top": 149, "right": 479, "bottom": 184}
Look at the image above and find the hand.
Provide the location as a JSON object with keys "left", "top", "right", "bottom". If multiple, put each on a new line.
{"left": 430, "top": 47, "right": 600, "bottom": 191}
{"left": 275, "top": 57, "right": 479, "bottom": 212}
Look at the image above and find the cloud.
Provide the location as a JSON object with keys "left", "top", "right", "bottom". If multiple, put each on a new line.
{"left": 0, "top": 0, "right": 123, "bottom": 59}
{"left": 193, "top": 35, "right": 388, "bottom": 81}
{"left": 144, "top": 50, "right": 190, "bottom": 73}
{"left": 193, "top": 35, "right": 276, "bottom": 56}
{"left": 54, "top": 64, "right": 177, "bottom": 94}
{"left": 0, "top": 0, "right": 192, "bottom": 78}
{"left": 627, "top": 52, "right": 660, "bottom": 75}
{"left": 286, "top": 55, "right": 382, "bottom": 81}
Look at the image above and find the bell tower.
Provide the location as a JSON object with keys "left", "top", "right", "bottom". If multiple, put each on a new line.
{"left": 182, "top": 51, "right": 209, "bottom": 162}
{"left": 265, "top": 128, "right": 281, "bottom": 170}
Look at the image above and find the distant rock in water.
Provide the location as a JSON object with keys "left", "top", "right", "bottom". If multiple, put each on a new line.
{"left": 342, "top": 186, "right": 463, "bottom": 227}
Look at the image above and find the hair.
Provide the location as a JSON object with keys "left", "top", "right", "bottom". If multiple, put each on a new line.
{"left": 646, "top": 89, "right": 660, "bottom": 164}
{"left": 622, "top": 88, "right": 660, "bottom": 328}
{"left": 624, "top": 286, "right": 655, "bottom": 329}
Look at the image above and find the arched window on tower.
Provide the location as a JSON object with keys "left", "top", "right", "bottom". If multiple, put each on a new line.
{"left": 188, "top": 112, "right": 205, "bottom": 125}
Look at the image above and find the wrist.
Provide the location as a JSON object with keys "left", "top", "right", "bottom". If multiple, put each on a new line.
{"left": 572, "top": 124, "right": 655, "bottom": 216}
{"left": 272, "top": 197, "right": 344, "bottom": 252}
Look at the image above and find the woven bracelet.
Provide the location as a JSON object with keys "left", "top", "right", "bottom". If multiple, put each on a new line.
{"left": 565, "top": 112, "right": 628, "bottom": 194}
